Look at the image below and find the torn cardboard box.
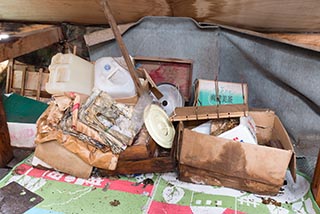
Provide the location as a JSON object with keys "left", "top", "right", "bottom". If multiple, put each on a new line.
{"left": 176, "top": 107, "right": 295, "bottom": 195}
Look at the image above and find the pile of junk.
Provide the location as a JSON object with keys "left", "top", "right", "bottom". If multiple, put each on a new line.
{"left": 2, "top": 5, "right": 299, "bottom": 197}
{"left": 27, "top": 44, "right": 296, "bottom": 196}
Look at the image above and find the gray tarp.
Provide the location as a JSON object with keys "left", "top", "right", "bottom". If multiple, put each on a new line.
{"left": 88, "top": 17, "right": 320, "bottom": 144}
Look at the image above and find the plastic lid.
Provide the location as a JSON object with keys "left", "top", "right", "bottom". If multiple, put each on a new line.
{"left": 143, "top": 104, "right": 175, "bottom": 149}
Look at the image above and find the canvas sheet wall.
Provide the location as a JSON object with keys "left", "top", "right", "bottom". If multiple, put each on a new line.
{"left": 88, "top": 16, "right": 320, "bottom": 143}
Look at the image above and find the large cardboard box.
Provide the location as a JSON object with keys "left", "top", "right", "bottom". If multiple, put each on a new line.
{"left": 175, "top": 107, "right": 296, "bottom": 195}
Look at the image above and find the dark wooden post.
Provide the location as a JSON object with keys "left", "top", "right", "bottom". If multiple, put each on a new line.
{"left": 0, "top": 95, "right": 13, "bottom": 167}
{"left": 312, "top": 149, "right": 320, "bottom": 206}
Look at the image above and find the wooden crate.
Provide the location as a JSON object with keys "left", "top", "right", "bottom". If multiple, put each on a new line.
{"left": 98, "top": 126, "right": 178, "bottom": 176}
{"left": 6, "top": 59, "right": 51, "bottom": 100}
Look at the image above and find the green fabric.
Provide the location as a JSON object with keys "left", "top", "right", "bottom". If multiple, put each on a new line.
{"left": 2, "top": 93, "right": 48, "bottom": 123}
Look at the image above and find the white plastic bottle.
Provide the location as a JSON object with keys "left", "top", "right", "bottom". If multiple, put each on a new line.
{"left": 46, "top": 53, "right": 94, "bottom": 95}
{"left": 94, "top": 57, "right": 136, "bottom": 98}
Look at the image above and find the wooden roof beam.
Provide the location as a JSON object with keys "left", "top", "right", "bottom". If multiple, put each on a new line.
{"left": 0, "top": 25, "right": 64, "bottom": 62}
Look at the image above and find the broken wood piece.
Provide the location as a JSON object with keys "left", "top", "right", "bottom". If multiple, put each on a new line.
{"left": 99, "top": 156, "right": 176, "bottom": 176}
{"left": 20, "top": 67, "right": 27, "bottom": 96}
{"left": 5, "top": 59, "right": 14, "bottom": 94}
{"left": 36, "top": 68, "right": 43, "bottom": 100}
{"left": 171, "top": 104, "right": 248, "bottom": 122}
{"left": 73, "top": 46, "right": 77, "bottom": 55}
{"left": 141, "top": 68, "right": 163, "bottom": 99}
{"left": 84, "top": 23, "right": 135, "bottom": 47}
{"left": 134, "top": 56, "right": 193, "bottom": 101}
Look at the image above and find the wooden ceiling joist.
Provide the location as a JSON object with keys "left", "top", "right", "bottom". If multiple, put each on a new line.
{"left": 0, "top": 25, "right": 63, "bottom": 62}
{"left": 0, "top": 0, "right": 320, "bottom": 32}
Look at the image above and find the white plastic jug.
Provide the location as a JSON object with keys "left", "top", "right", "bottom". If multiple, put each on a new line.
{"left": 46, "top": 53, "right": 94, "bottom": 95}
{"left": 94, "top": 57, "right": 136, "bottom": 98}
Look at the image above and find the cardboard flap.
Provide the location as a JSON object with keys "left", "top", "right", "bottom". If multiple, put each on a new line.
{"left": 273, "top": 115, "right": 296, "bottom": 182}
{"left": 180, "top": 129, "right": 293, "bottom": 186}
{"left": 248, "top": 110, "right": 275, "bottom": 144}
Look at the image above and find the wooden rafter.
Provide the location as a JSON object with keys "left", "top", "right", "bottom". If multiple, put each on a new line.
{"left": 0, "top": 0, "right": 320, "bottom": 32}
{"left": 0, "top": 25, "right": 63, "bottom": 62}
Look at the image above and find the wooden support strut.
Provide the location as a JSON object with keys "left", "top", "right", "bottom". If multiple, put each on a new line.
{"left": 100, "top": 0, "right": 143, "bottom": 97}
{"left": 312, "top": 149, "right": 320, "bottom": 206}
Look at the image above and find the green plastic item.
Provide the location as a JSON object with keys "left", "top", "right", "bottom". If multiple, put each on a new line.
{"left": 2, "top": 93, "right": 48, "bottom": 123}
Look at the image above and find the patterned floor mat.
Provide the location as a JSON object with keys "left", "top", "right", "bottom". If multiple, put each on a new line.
{"left": 0, "top": 156, "right": 319, "bottom": 214}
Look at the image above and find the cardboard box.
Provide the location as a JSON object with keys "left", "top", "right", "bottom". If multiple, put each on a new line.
{"left": 176, "top": 107, "right": 296, "bottom": 195}
{"left": 194, "top": 79, "right": 248, "bottom": 106}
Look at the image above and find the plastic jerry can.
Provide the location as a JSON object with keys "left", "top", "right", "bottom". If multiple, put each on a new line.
{"left": 94, "top": 57, "right": 136, "bottom": 98}
{"left": 46, "top": 53, "right": 94, "bottom": 95}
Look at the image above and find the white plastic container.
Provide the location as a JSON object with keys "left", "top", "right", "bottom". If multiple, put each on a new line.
{"left": 46, "top": 53, "right": 94, "bottom": 95}
{"left": 94, "top": 57, "right": 136, "bottom": 98}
